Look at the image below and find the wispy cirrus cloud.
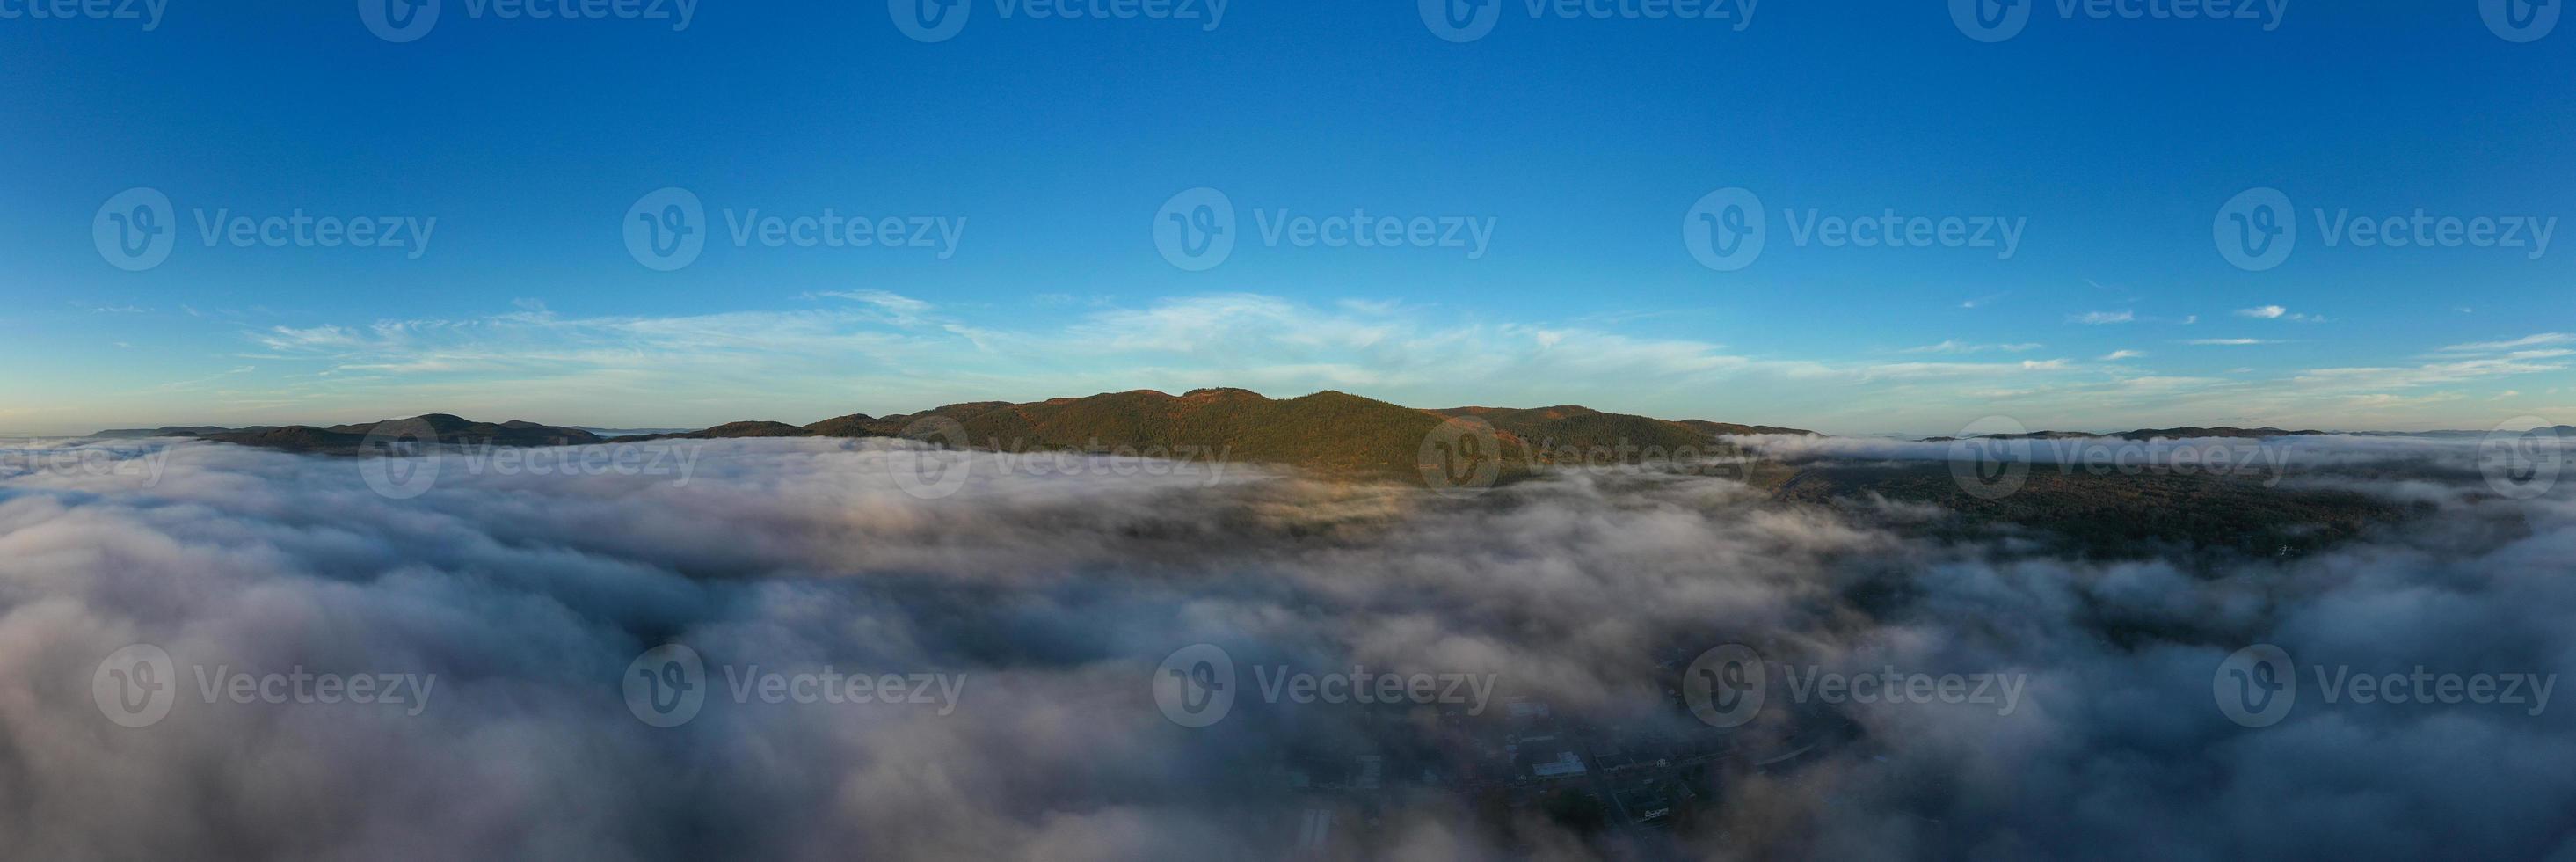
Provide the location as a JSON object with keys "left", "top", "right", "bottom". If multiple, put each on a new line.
{"left": 2440, "top": 332, "right": 2573, "bottom": 354}
{"left": 1901, "top": 340, "right": 2044, "bottom": 354}
{"left": 2237, "top": 305, "right": 2325, "bottom": 322}
{"left": 1859, "top": 358, "right": 2074, "bottom": 380}
{"left": 2289, "top": 334, "right": 2574, "bottom": 392}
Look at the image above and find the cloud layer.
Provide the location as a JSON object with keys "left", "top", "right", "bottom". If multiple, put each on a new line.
{"left": 2, "top": 436, "right": 2572, "bottom": 860}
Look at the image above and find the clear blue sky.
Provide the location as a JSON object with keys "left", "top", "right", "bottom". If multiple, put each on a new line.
{"left": 4, "top": 0, "right": 2570, "bottom": 435}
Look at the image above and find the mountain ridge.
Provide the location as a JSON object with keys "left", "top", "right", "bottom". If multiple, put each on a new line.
{"left": 1924, "top": 427, "right": 2331, "bottom": 442}
{"left": 85, "top": 391, "right": 2470, "bottom": 553}
{"left": 98, "top": 415, "right": 604, "bottom": 454}
{"left": 92, "top": 389, "right": 1814, "bottom": 480}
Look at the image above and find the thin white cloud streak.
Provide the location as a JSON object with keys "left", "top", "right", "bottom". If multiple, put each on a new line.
{"left": 1903, "top": 341, "right": 2045, "bottom": 354}
{"left": 2443, "top": 333, "right": 2575, "bottom": 353}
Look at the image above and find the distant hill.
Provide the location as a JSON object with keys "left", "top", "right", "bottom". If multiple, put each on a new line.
{"left": 1925, "top": 427, "right": 2330, "bottom": 442}
{"left": 91, "top": 425, "right": 280, "bottom": 439}
{"left": 1677, "top": 420, "right": 1823, "bottom": 437}
{"left": 2349, "top": 426, "right": 2576, "bottom": 440}
{"left": 132, "top": 390, "right": 1809, "bottom": 484}
{"left": 100, "top": 415, "right": 601, "bottom": 454}
{"left": 1430, "top": 405, "right": 1816, "bottom": 444}
{"left": 1772, "top": 462, "right": 2409, "bottom": 559}
{"left": 91, "top": 394, "right": 2477, "bottom": 556}
{"left": 579, "top": 427, "right": 698, "bottom": 437}
{"left": 649, "top": 420, "right": 817, "bottom": 440}
{"left": 807, "top": 390, "right": 1817, "bottom": 479}
{"left": 786, "top": 389, "right": 1465, "bottom": 479}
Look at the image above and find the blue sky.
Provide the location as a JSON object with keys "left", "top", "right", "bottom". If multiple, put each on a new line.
{"left": 3, "top": 0, "right": 2571, "bottom": 435}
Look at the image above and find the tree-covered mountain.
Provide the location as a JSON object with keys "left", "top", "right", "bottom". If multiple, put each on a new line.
{"left": 1923, "top": 427, "right": 2340, "bottom": 442}
{"left": 817, "top": 389, "right": 1815, "bottom": 479}
{"left": 115, "top": 389, "right": 1813, "bottom": 483}
{"left": 98, "top": 414, "right": 601, "bottom": 454}
{"left": 91, "top": 391, "right": 2455, "bottom": 556}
